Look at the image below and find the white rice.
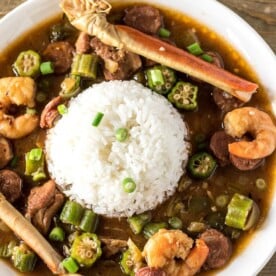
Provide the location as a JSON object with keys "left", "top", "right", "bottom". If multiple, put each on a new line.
{"left": 45, "top": 80, "right": 189, "bottom": 217}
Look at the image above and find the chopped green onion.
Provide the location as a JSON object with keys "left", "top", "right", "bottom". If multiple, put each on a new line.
{"left": 0, "top": 241, "right": 17, "bottom": 258}
{"left": 92, "top": 112, "right": 104, "bottom": 127}
{"left": 25, "top": 148, "right": 45, "bottom": 181}
{"left": 40, "top": 61, "right": 54, "bottom": 75}
{"left": 12, "top": 244, "right": 37, "bottom": 272}
{"left": 26, "top": 108, "right": 37, "bottom": 115}
{"left": 36, "top": 91, "right": 47, "bottom": 103}
{"left": 215, "top": 195, "right": 230, "bottom": 208}
{"left": 57, "top": 104, "right": 68, "bottom": 115}
{"left": 60, "top": 200, "right": 84, "bottom": 226}
{"left": 201, "top": 53, "right": 214, "bottom": 62}
{"left": 168, "top": 217, "right": 183, "bottom": 229}
{"left": 158, "top": 27, "right": 171, "bottom": 38}
{"left": 255, "top": 178, "right": 267, "bottom": 190}
{"left": 187, "top": 42, "right": 204, "bottom": 56}
{"left": 62, "top": 257, "right": 79, "bottom": 273}
{"left": 122, "top": 178, "right": 136, "bottom": 193}
{"left": 32, "top": 171, "right": 47, "bottom": 182}
{"left": 143, "top": 222, "right": 168, "bottom": 239}
{"left": 79, "top": 209, "right": 99, "bottom": 233}
{"left": 49, "top": 227, "right": 65, "bottom": 242}
{"left": 127, "top": 212, "right": 152, "bottom": 234}
{"left": 147, "top": 68, "right": 164, "bottom": 86}
{"left": 71, "top": 54, "right": 98, "bottom": 79}
{"left": 115, "top": 128, "right": 129, "bottom": 142}
{"left": 29, "top": 148, "right": 43, "bottom": 161}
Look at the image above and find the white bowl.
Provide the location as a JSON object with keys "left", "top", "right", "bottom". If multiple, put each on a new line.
{"left": 0, "top": 0, "right": 276, "bottom": 275}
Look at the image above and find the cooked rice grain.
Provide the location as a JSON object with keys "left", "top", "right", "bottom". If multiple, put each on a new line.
{"left": 46, "top": 80, "right": 189, "bottom": 217}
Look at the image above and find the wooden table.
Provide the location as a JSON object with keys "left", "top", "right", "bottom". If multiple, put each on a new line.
{"left": 0, "top": 0, "right": 275, "bottom": 275}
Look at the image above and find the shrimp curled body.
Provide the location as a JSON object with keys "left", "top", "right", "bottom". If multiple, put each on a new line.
{"left": 0, "top": 77, "right": 39, "bottom": 139}
{"left": 224, "top": 107, "right": 276, "bottom": 159}
{"left": 143, "top": 229, "right": 209, "bottom": 276}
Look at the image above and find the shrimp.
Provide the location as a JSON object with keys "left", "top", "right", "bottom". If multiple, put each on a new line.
{"left": 60, "top": 0, "right": 258, "bottom": 102}
{"left": 224, "top": 107, "right": 276, "bottom": 159}
{"left": 0, "top": 77, "right": 39, "bottom": 139}
{"left": 143, "top": 229, "right": 209, "bottom": 276}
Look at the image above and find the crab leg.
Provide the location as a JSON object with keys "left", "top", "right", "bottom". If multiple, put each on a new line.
{"left": 0, "top": 193, "right": 65, "bottom": 274}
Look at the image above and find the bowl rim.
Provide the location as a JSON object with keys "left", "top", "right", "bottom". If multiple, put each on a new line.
{"left": 0, "top": 0, "right": 276, "bottom": 275}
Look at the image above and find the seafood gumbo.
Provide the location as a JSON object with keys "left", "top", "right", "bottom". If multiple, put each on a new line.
{"left": 0, "top": 0, "right": 276, "bottom": 275}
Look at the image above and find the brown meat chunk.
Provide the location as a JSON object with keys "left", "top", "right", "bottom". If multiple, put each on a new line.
{"left": 0, "top": 169, "right": 22, "bottom": 203}
{"left": 200, "top": 229, "right": 232, "bottom": 270}
{"left": 123, "top": 5, "right": 163, "bottom": 35}
{"left": 32, "top": 192, "right": 64, "bottom": 235}
{"left": 210, "top": 131, "right": 235, "bottom": 166}
{"left": 100, "top": 238, "right": 127, "bottom": 258}
{"left": 90, "top": 37, "right": 142, "bottom": 80}
{"left": 40, "top": 96, "right": 62, "bottom": 129}
{"left": 0, "top": 136, "right": 13, "bottom": 169}
{"left": 136, "top": 267, "right": 167, "bottom": 276}
{"left": 75, "top": 32, "right": 91, "bottom": 54}
{"left": 230, "top": 154, "right": 264, "bottom": 171}
{"left": 43, "top": 41, "right": 74, "bottom": 74}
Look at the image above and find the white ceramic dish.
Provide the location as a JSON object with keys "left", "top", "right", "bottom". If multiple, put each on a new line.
{"left": 0, "top": 0, "right": 276, "bottom": 275}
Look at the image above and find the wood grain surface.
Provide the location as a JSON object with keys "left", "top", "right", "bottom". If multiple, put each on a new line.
{"left": 0, "top": 0, "right": 275, "bottom": 275}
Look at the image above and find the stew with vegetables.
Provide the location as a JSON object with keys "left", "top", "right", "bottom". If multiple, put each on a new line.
{"left": 0, "top": 1, "right": 275, "bottom": 276}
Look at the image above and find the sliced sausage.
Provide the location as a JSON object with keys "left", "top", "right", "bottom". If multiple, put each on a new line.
{"left": 43, "top": 41, "right": 74, "bottom": 74}
{"left": 230, "top": 154, "right": 264, "bottom": 171}
{"left": 136, "top": 267, "right": 167, "bottom": 276}
{"left": 0, "top": 137, "right": 13, "bottom": 169}
{"left": 200, "top": 228, "right": 232, "bottom": 270}
{"left": 210, "top": 131, "right": 235, "bottom": 166}
{"left": 0, "top": 169, "right": 22, "bottom": 203}
{"left": 123, "top": 5, "right": 163, "bottom": 35}
{"left": 75, "top": 32, "right": 91, "bottom": 54}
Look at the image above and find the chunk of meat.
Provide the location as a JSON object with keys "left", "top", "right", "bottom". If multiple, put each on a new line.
{"left": 0, "top": 136, "right": 13, "bottom": 169}
{"left": 42, "top": 41, "right": 74, "bottom": 74}
{"left": 32, "top": 192, "right": 64, "bottom": 235}
{"left": 0, "top": 169, "right": 22, "bottom": 203}
{"left": 75, "top": 32, "right": 91, "bottom": 54}
{"left": 136, "top": 267, "right": 167, "bottom": 276}
{"left": 40, "top": 96, "right": 62, "bottom": 129}
{"left": 230, "top": 154, "right": 263, "bottom": 171}
{"left": 100, "top": 238, "right": 127, "bottom": 258}
{"left": 200, "top": 229, "right": 232, "bottom": 270}
{"left": 210, "top": 131, "right": 235, "bottom": 166}
{"left": 90, "top": 37, "right": 142, "bottom": 80}
{"left": 123, "top": 5, "right": 163, "bottom": 35}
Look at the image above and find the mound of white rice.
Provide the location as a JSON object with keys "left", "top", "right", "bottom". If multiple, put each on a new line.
{"left": 46, "top": 80, "right": 189, "bottom": 217}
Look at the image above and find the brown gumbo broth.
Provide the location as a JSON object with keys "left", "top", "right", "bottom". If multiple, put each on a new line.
{"left": 0, "top": 2, "right": 275, "bottom": 276}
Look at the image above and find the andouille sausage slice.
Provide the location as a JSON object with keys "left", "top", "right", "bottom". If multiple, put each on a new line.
{"left": 136, "top": 267, "right": 167, "bottom": 276}
{"left": 0, "top": 169, "right": 22, "bottom": 203}
{"left": 230, "top": 154, "right": 264, "bottom": 171}
{"left": 0, "top": 136, "right": 13, "bottom": 169}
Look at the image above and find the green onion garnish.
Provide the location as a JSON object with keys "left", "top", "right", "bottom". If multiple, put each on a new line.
{"left": 57, "top": 104, "right": 68, "bottom": 115}
{"left": 201, "top": 53, "right": 214, "bottom": 62}
{"left": 49, "top": 226, "right": 65, "bottom": 242}
{"left": 158, "top": 27, "right": 171, "bottom": 38}
{"left": 62, "top": 257, "right": 79, "bottom": 273}
{"left": 29, "top": 148, "right": 43, "bottom": 161}
{"left": 92, "top": 112, "right": 104, "bottom": 127}
{"left": 148, "top": 68, "right": 165, "bottom": 86}
{"left": 115, "top": 128, "right": 129, "bottom": 142}
{"left": 32, "top": 171, "right": 47, "bottom": 182}
{"left": 40, "top": 61, "right": 54, "bottom": 75}
{"left": 122, "top": 178, "right": 136, "bottom": 193}
{"left": 187, "top": 42, "right": 204, "bottom": 56}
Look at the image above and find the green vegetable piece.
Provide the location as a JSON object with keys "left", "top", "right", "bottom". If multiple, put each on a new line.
{"left": 143, "top": 222, "right": 168, "bottom": 239}
{"left": 60, "top": 200, "right": 84, "bottom": 226}
{"left": 122, "top": 178, "right": 136, "bottom": 193}
{"left": 0, "top": 241, "right": 17, "bottom": 258}
{"left": 71, "top": 233, "right": 102, "bottom": 267}
{"left": 12, "top": 244, "right": 37, "bottom": 272}
{"left": 57, "top": 104, "right": 68, "bottom": 115}
{"left": 79, "top": 209, "right": 99, "bottom": 233}
{"left": 25, "top": 148, "right": 46, "bottom": 181}
{"left": 49, "top": 226, "right": 65, "bottom": 242}
{"left": 92, "top": 112, "right": 104, "bottom": 127}
{"left": 62, "top": 257, "right": 79, "bottom": 273}
{"left": 29, "top": 148, "right": 43, "bottom": 161}
{"left": 168, "top": 81, "right": 198, "bottom": 110}
{"left": 146, "top": 65, "right": 176, "bottom": 94}
{"left": 225, "top": 193, "right": 254, "bottom": 230}
{"left": 127, "top": 212, "right": 152, "bottom": 235}
{"left": 116, "top": 128, "right": 129, "bottom": 142}
{"left": 255, "top": 178, "right": 267, "bottom": 191}
{"left": 40, "top": 61, "right": 54, "bottom": 75}
{"left": 32, "top": 171, "right": 47, "bottom": 182}
{"left": 120, "top": 250, "right": 134, "bottom": 275}
{"left": 186, "top": 42, "right": 204, "bottom": 56}
{"left": 60, "top": 75, "right": 81, "bottom": 99}
{"left": 158, "top": 27, "right": 171, "bottom": 38}
{"left": 187, "top": 152, "right": 217, "bottom": 179}
{"left": 13, "top": 50, "right": 41, "bottom": 78}
{"left": 201, "top": 53, "right": 213, "bottom": 63}
{"left": 71, "top": 54, "right": 98, "bottom": 79}
{"left": 168, "top": 217, "right": 183, "bottom": 229}
{"left": 26, "top": 108, "right": 37, "bottom": 115}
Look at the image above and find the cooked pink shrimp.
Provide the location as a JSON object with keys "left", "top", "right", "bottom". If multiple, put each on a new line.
{"left": 0, "top": 77, "right": 39, "bottom": 139}
{"left": 143, "top": 229, "right": 209, "bottom": 276}
{"left": 224, "top": 107, "right": 276, "bottom": 159}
